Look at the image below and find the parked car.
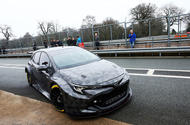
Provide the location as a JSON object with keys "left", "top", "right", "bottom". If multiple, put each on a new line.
{"left": 25, "top": 46, "right": 132, "bottom": 117}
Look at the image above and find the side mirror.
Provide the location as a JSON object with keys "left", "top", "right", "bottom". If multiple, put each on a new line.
{"left": 37, "top": 65, "right": 48, "bottom": 71}
{"left": 42, "top": 61, "right": 48, "bottom": 65}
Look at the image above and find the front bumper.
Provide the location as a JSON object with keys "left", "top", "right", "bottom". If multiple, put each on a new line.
{"left": 64, "top": 85, "right": 132, "bottom": 118}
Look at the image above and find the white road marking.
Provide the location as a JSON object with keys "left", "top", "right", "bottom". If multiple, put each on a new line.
{"left": 0, "top": 63, "right": 26, "bottom": 67}
{"left": 129, "top": 73, "right": 190, "bottom": 79}
{"left": 0, "top": 63, "right": 190, "bottom": 79}
{"left": 125, "top": 67, "right": 190, "bottom": 72}
{"left": 147, "top": 69, "right": 155, "bottom": 75}
{"left": 0, "top": 66, "right": 24, "bottom": 70}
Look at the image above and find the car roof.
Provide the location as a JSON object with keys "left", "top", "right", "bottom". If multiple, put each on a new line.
{"left": 35, "top": 46, "right": 79, "bottom": 53}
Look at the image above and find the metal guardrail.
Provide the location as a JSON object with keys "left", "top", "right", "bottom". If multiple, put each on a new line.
{"left": 0, "top": 34, "right": 189, "bottom": 58}
{"left": 91, "top": 46, "right": 190, "bottom": 54}
{"left": 0, "top": 53, "right": 31, "bottom": 58}
{"left": 7, "top": 46, "right": 44, "bottom": 53}
{"left": 0, "top": 46, "right": 190, "bottom": 58}
{"left": 84, "top": 37, "right": 190, "bottom": 47}
{"left": 91, "top": 46, "right": 190, "bottom": 57}
{"left": 3, "top": 35, "right": 190, "bottom": 53}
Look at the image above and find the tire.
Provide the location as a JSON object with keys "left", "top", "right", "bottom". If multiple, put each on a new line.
{"left": 50, "top": 85, "right": 64, "bottom": 112}
{"left": 27, "top": 73, "right": 33, "bottom": 86}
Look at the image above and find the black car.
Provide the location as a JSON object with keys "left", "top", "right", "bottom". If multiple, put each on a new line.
{"left": 25, "top": 46, "right": 132, "bottom": 117}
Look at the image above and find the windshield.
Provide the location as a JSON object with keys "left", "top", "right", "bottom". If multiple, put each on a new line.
{"left": 51, "top": 47, "right": 100, "bottom": 69}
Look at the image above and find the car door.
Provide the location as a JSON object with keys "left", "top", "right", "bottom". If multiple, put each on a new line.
{"left": 31, "top": 52, "right": 41, "bottom": 83}
{"left": 38, "top": 52, "right": 54, "bottom": 92}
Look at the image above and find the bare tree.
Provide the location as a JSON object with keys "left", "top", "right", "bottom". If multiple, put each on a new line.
{"left": 38, "top": 22, "right": 54, "bottom": 41}
{"left": 81, "top": 15, "right": 96, "bottom": 42}
{"left": 50, "top": 22, "right": 62, "bottom": 34}
{"left": 130, "top": 3, "right": 157, "bottom": 21}
{"left": 0, "top": 25, "right": 13, "bottom": 41}
{"left": 62, "top": 27, "right": 78, "bottom": 38}
{"left": 130, "top": 3, "right": 158, "bottom": 37}
{"left": 0, "top": 25, "right": 13, "bottom": 48}
{"left": 49, "top": 22, "right": 63, "bottom": 40}
{"left": 82, "top": 15, "right": 96, "bottom": 28}
{"left": 161, "top": 4, "right": 184, "bottom": 32}
{"left": 99, "top": 17, "right": 124, "bottom": 40}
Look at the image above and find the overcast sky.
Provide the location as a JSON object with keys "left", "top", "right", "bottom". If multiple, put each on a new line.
{"left": 0, "top": 0, "right": 189, "bottom": 39}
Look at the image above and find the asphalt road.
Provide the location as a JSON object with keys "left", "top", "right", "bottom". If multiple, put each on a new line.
{"left": 105, "top": 58, "right": 190, "bottom": 70}
{"left": 0, "top": 58, "right": 190, "bottom": 125}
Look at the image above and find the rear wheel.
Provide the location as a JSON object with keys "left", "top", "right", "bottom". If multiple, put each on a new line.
{"left": 51, "top": 85, "right": 64, "bottom": 112}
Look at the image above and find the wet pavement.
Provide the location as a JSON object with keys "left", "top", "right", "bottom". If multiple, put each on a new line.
{"left": 0, "top": 58, "right": 190, "bottom": 125}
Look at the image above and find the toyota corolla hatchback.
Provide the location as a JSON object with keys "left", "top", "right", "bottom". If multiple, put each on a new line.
{"left": 25, "top": 46, "right": 132, "bottom": 117}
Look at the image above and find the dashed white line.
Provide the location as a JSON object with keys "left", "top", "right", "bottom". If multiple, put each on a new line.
{"left": 147, "top": 69, "right": 155, "bottom": 75}
{"left": 129, "top": 73, "right": 190, "bottom": 79}
{"left": 125, "top": 67, "right": 190, "bottom": 72}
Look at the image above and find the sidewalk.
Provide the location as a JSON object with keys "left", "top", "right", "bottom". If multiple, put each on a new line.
{"left": 0, "top": 90, "right": 130, "bottom": 125}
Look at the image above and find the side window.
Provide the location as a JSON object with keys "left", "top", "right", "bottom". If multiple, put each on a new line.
{"left": 32, "top": 52, "right": 41, "bottom": 64}
{"left": 39, "top": 52, "right": 50, "bottom": 66}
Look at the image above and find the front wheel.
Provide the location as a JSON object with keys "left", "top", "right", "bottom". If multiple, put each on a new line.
{"left": 50, "top": 85, "right": 65, "bottom": 112}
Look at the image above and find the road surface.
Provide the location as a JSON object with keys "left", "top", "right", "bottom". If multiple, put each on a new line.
{"left": 0, "top": 58, "right": 190, "bottom": 125}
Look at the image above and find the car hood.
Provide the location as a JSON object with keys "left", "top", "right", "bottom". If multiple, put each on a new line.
{"left": 59, "top": 59, "right": 124, "bottom": 86}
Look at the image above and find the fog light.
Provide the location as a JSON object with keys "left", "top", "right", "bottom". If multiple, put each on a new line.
{"left": 93, "top": 100, "right": 97, "bottom": 103}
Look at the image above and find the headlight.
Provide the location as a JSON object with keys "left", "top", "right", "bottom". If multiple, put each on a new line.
{"left": 120, "top": 69, "right": 130, "bottom": 84}
{"left": 124, "top": 68, "right": 130, "bottom": 78}
{"left": 73, "top": 85, "right": 85, "bottom": 94}
{"left": 70, "top": 83, "right": 87, "bottom": 94}
{"left": 124, "top": 72, "right": 130, "bottom": 80}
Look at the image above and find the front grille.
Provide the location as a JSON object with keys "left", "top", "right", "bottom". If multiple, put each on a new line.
{"left": 103, "top": 90, "right": 127, "bottom": 106}
{"left": 95, "top": 82, "right": 129, "bottom": 107}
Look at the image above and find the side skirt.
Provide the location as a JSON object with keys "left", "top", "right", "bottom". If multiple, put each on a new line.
{"left": 32, "top": 83, "right": 51, "bottom": 100}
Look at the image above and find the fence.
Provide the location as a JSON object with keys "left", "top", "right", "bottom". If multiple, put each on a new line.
{"left": 0, "top": 13, "right": 190, "bottom": 50}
